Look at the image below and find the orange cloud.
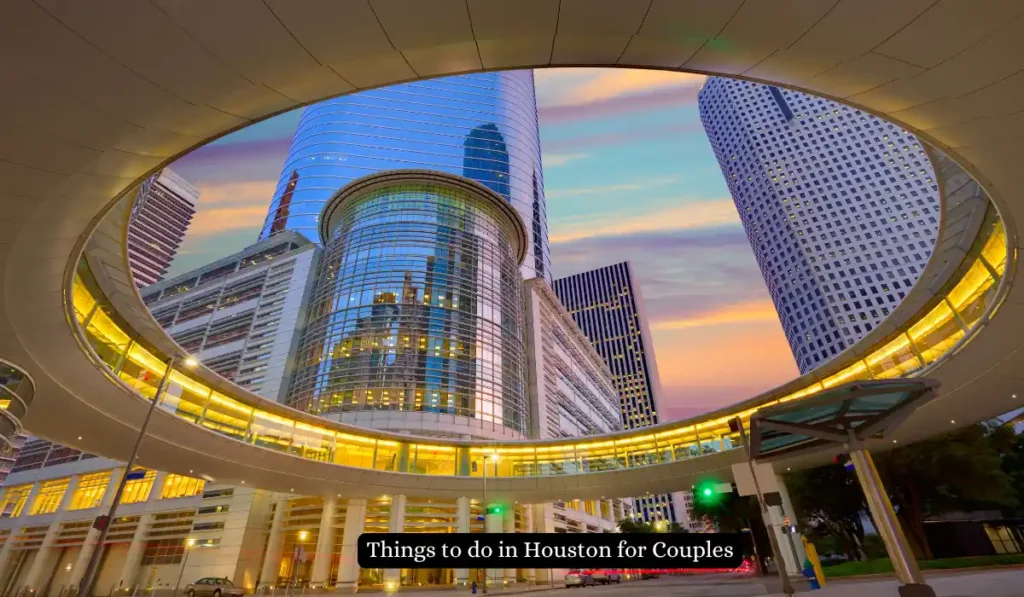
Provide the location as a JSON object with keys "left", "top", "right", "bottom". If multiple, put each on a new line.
{"left": 535, "top": 68, "right": 705, "bottom": 107}
{"left": 549, "top": 198, "right": 738, "bottom": 244}
{"left": 194, "top": 180, "right": 278, "bottom": 206}
{"left": 187, "top": 206, "right": 268, "bottom": 237}
{"left": 652, "top": 318, "right": 798, "bottom": 392}
{"left": 651, "top": 299, "right": 780, "bottom": 331}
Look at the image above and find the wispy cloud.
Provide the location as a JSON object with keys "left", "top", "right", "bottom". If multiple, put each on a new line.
{"left": 543, "top": 153, "right": 589, "bottom": 167}
{"left": 535, "top": 68, "right": 705, "bottom": 124}
{"left": 545, "top": 176, "right": 680, "bottom": 200}
{"left": 187, "top": 206, "right": 268, "bottom": 236}
{"left": 181, "top": 180, "right": 276, "bottom": 238}
{"left": 651, "top": 299, "right": 780, "bottom": 331}
{"left": 550, "top": 198, "right": 737, "bottom": 244}
{"left": 543, "top": 122, "right": 705, "bottom": 152}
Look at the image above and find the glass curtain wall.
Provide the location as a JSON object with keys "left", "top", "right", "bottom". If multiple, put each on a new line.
{"left": 259, "top": 72, "right": 550, "bottom": 283}
{"left": 287, "top": 173, "right": 529, "bottom": 435}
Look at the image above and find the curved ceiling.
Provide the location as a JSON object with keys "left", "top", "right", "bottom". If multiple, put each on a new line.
{"left": 2, "top": 0, "right": 1024, "bottom": 501}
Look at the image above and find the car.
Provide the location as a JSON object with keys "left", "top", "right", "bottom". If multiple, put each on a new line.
{"left": 183, "top": 578, "right": 245, "bottom": 597}
{"left": 591, "top": 569, "right": 622, "bottom": 584}
{"left": 564, "top": 570, "right": 595, "bottom": 588}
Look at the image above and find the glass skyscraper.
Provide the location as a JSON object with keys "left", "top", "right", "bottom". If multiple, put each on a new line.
{"left": 699, "top": 78, "right": 940, "bottom": 373}
{"left": 288, "top": 170, "right": 530, "bottom": 437}
{"left": 259, "top": 72, "right": 550, "bottom": 282}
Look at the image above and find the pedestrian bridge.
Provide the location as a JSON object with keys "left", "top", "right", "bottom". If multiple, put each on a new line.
{"left": 1, "top": 1, "right": 1021, "bottom": 503}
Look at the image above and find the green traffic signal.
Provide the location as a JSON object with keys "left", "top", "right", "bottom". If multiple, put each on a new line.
{"left": 693, "top": 480, "right": 729, "bottom": 506}
{"left": 486, "top": 505, "right": 503, "bottom": 515}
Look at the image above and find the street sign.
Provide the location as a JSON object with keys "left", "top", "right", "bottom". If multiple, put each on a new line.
{"left": 125, "top": 469, "right": 147, "bottom": 481}
{"left": 731, "top": 462, "right": 780, "bottom": 497}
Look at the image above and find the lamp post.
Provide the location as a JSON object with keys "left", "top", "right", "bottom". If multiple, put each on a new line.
{"left": 79, "top": 353, "right": 198, "bottom": 595}
{"left": 481, "top": 453, "right": 498, "bottom": 595}
{"left": 288, "top": 530, "right": 309, "bottom": 595}
{"left": 173, "top": 537, "right": 196, "bottom": 595}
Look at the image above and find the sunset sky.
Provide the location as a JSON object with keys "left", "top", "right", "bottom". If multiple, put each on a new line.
{"left": 168, "top": 68, "right": 800, "bottom": 422}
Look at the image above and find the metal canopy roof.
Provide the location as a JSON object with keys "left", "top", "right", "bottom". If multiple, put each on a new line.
{"left": 750, "top": 379, "right": 940, "bottom": 462}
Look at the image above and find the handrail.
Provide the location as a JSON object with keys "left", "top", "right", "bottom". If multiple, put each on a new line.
{"left": 64, "top": 155, "right": 1012, "bottom": 480}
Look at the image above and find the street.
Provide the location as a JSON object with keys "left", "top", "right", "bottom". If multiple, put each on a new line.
{"left": 382, "top": 568, "right": 1024, "bottom": 597}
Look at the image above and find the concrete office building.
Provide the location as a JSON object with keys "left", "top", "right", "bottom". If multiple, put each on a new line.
{"left": 698, "top": 78, "right": 941, "bottom": 373}
{"left": 141, "top": 231, "right": 319, "bottom": 402}
{"left": 0, "top": 445, "right": 270, "bottom": 595}
{"left": 257, "top": 71, "right": 551, "bottom": 283}
{"left": 553, "top": 262, "right": 698, "bottom": 530}
{"left": 127, "top": 168, "right": 200, "bottom": 288}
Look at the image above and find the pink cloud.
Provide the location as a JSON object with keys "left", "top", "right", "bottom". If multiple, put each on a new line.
{"left": 549, "top": 198, "right": 737, "bottom": 244}
{"left": 535, "top": 68, "right": 705, "bottom": 123}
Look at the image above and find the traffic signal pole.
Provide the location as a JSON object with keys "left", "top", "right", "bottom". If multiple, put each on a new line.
{"left": 732, "top": 418, "right": 795, "bottom": 597}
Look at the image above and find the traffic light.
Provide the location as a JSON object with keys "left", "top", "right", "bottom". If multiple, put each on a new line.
{"left": 486, "top": 505, "right": 504, "bottom": 515}
{"left": 693, "top": 480, "right": 731, "bottom": 506}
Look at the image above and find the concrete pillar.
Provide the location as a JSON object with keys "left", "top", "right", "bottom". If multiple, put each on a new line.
{"left": 259, "top": 497, "right": 287, "bottom": 586}
{"left": 0, "top": 533, "right": 16, "bottom": 584}
{"left": 336, "top": 498, "right": 366, "bottom": 594}
{"left": 23, "top": 475, "right": 80, "bottom": 590}
{"left": 310, "top": 498, "right": 337, "bottom": 588}
{"left": 69, "top": 468, "right": 124, "bottom": 587}
{"left": 775, "top": 475, "right": 807, "bottom": 570}
{"left": 484, "top": 503, "right": 503, "bottom": 588}
{"left": 454, "top": 497, "right": 470, "bottom": 587}
{"left": 850, "top": 448, "right": 935, "bottom": 597}
{"left": 382, "top": 495, "right": 406, "bottom": 589}
{"left": 502, "top": 505, "right": 516, "bottom": 584}
{"left": 523, "top": 506, "right": 535, "bottom": 585}
{"left": 148, "top": 471, "right": 167, "bottom": 501}
{"left": 116, "top": 513, "right": 152, "bottom": 589}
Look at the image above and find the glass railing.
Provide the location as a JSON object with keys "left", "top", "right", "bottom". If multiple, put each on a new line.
{"left": 69, "top": 206, "right": 1009, "bottom": 480}
{"left": 0, "top": 361, "right": 33, "bottom": 442}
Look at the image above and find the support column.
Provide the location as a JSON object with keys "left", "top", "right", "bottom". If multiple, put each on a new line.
{"left": 116, "top": 513, "right": 153, "bottom": 589}
{"left": 24, "top": 476, "right": 81, "bottom": 590}
{"left": 454, "top": 497, "right": 470, "bottom": 587}
{"left": 775, "top": 475, "right": 807, "bottom": 570}
{"left": 259, "top": 497, "right": 287, "bottom": 586}
{"left": 0, "top": 533, "right": 16, "bottom": 584}
{"left": 382, "top": 495, "right": 406, "bottom": 590}
{"left": 310, "top": 498, "right": 337, "bottom": 588}
{"left": 484, "top": 504, "right": 503, "bottom": 589}
{"left": 766, "top": 503, "right": 800, "bottom": 576}
{"left": 336, "top": 498, "right": 366, "bottom": 594}
{"left": 530, "top": 504, "right": 554, "bottom": 585}
{"left": 850, "top": 449, "right": 936, "bottom": 597}
{"left": 70, "top": 468, "right": 124, "bottom": 588}
{"left": 523, "top": 506, "right": 535, "bottom": 585}
{"left": 502, "top": 505, "right": 516, "bottom": 585}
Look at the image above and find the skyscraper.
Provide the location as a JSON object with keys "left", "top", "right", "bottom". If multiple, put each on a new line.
{"left": 287, "top": 170, "right": 530, "bottom": 439}
{"left": 554, "top": 262, "right": 695, "bottom": 528}
{"left": 258, "top": 72, "right": 550, "bottom": 282}
{"left": 698, "top": 78, "right": 940, "bottom": 373}
{"left": 127, "top": 167, "right": 200, "bottom": 287}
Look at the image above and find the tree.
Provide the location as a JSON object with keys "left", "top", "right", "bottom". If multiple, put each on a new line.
{"left": 874, "top": 423, "right": 1017, "bottom": 559}
{"left": 689, "top": 491, "right": 760, "bottom": 533}
{"left": 617, "top": 518, "right": 689, "bottom": 533}
{"left": 785, "top": 464, "right": 867, "bottom": 560}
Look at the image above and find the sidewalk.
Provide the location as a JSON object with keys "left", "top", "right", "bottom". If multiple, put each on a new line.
{"left": 763, "top": 566, "right": 1024, "bottom": 597}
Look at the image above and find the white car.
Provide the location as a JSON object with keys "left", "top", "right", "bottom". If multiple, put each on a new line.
{"left": 591, "top": 569, "right": 622, "bottom": 585}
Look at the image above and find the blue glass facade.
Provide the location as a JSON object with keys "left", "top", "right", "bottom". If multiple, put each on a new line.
{"left": 260, "top": 71, "right": 550, "bottom": 282}
{"left": 288, "top": 172, "right": 529, "bottom": 436}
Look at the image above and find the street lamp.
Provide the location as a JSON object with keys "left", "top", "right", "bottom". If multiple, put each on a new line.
{"left": 481, "top": 453, "right": 498, "bottom": 595}
{"left": 79, "top": 354, "right": 198, "bottom": 595}
{"left": 173, "top": 537, "right": 196, "bottom": 595}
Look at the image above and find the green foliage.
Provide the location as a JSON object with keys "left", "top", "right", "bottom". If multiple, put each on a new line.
{"left": 616, "top": 518, "right": 689, "bottom": 534}
{"left": 821, "top": 554, "right": 1024, "bottom": 578}
{"left": 874, "top": 423, "right": 1018, "bottom": 559}
{"left": 785, "top": 463, "right": 867, "bottom": 560}
{"left": 688, "top": 490, "right": 760, "bottom": 533}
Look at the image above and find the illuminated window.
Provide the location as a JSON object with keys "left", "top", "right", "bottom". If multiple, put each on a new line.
{"left": 0, "top": 485, "right": 32, "bottom": 518}
{"left": 120, "top": 470, "right": 157, "bottom": 505}
{"left": 69, "top": 471, "right": 113, "bottom": 511}
{"left": 160, "top": 474, "right": 205, "bottom": 500}
{"left": 30, "top": 479, "right": 70, "bottom": 515}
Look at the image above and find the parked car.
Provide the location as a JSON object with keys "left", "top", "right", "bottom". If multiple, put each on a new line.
{"left": 184, "top": 578, "right": 245, "bottom": 597}
{"left": 591, "top": 569, "right": 622, "bottom": 584}
{"left": 565, "top": 570, "right": 595, "bottom": 588}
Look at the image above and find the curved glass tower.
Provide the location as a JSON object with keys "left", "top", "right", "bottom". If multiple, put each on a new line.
{"left": 260, "top": 72, "right": 550, "bottom": 282}
{"left": 288, "top": 170, "right": 530, "bottom": 437}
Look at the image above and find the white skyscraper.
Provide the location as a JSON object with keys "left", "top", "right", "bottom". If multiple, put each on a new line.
{"left": 698, "top": 78, "right": 941, "bottom": 373}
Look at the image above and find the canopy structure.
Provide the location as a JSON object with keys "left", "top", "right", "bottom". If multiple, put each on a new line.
{"left": 749, "top": 379, "right": 940, "bottom": 462}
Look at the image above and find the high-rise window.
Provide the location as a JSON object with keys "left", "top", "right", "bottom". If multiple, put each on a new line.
{"left": 69, "top": 471, "right": 112, "bottom": 510}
